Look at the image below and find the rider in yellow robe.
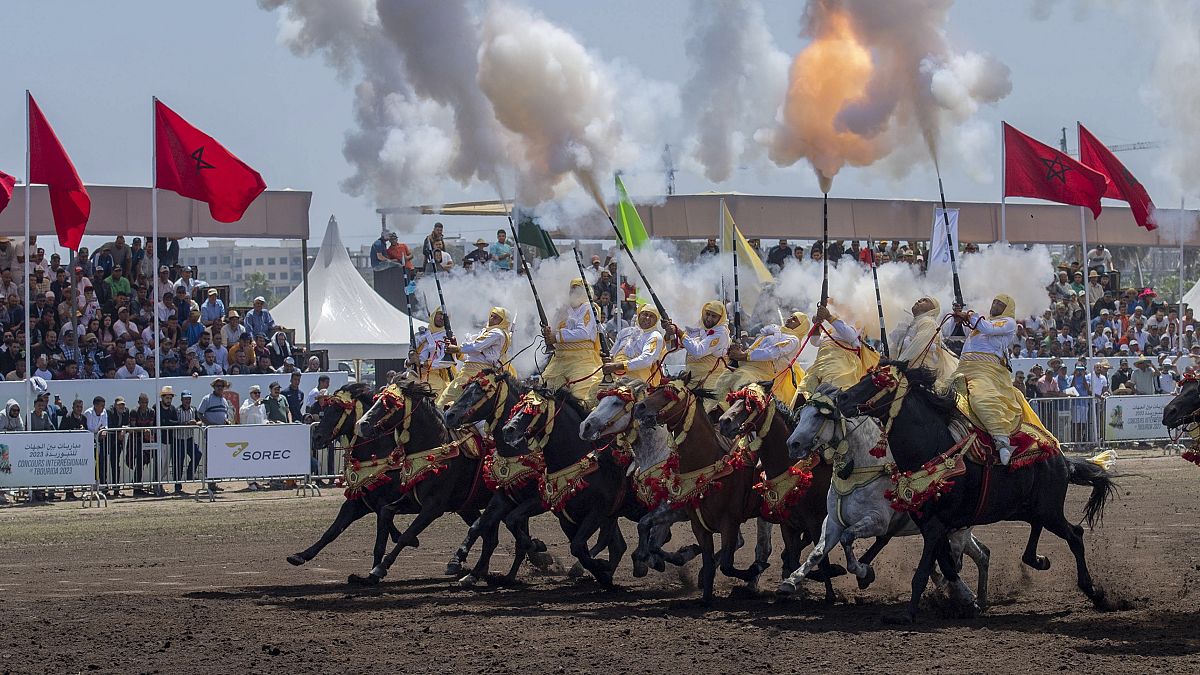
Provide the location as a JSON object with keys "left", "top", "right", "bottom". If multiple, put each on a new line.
{"left": 604, "top": 303, "right": 665, "bottom": 386}
{"left": 540, "top": 278, "right": 604, "bottom": 401}
{"left": 716, "top": 311, "right": 810, "bottom": 407}
{"left": 797, "top": 304, "right": 879, "bottom": 404}
{"left": 437, "top": 307, "right": 512, "bottom": 408}
{"left": 664, "top": 300, "right": 731, "bottom": 412}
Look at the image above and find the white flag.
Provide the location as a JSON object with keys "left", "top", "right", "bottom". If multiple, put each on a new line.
{"left": 929, "top": 208, "right": 960, "bottom": 275}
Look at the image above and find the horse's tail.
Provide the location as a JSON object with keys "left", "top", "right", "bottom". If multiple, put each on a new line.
{"left": 1066, "top": 454, "right": 1119, "bottom": 530}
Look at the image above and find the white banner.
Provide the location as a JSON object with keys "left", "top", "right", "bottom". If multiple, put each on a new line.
{"left": 205, "top": 423, "right": 312, "bottom": 480}
{"left": 0, "top": 431, "right": 95, "bottom": 488}
{"left": 929, "top": 208, "right": 960, "bottom": 275}
{"left": 1102, "top": 394, "right": 1175, "bottom": 441}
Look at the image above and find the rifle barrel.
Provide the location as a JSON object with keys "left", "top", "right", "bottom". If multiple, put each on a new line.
{"left": 572, "top": 248, "right": 612, "bottom": 359}
{"left": 937, "top": 175, "right": 964, "bottom": 307}
{"left": 604, "top": 214, "right": 671, "bottom": 326}
{"left": 821, "top": 191, "right": 829, "bottom": 306}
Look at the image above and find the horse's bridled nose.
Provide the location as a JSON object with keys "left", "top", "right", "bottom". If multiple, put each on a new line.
{"left": 632, "top": 402, "right": 647, "bottom": 418}
{"left": 501, "top": 425, "right": 520, "bottom": 445}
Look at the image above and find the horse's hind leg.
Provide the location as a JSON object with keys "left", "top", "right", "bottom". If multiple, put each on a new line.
{"left": 1043, "top": 514, "right": 1102, "bottom": 607}
{"left": 1022, "top": 523, "right": 1051, "bottom": 570}
{"left": 458, "top": 495, "right": 514, "bottom": 586}
{"left": 605, "top": 522, "right": 628, "bottom": 575}
{"left": 752, "top": 518, "right": 773, "bottom": 581}
{"left": 959, "top": 532, "right": 991, "bottom": 610}
{"left": 778, "top": 516, "right": 841, "bottom": 596}
{"left": 566, "top": 511, "right": 615, "bottom": 587}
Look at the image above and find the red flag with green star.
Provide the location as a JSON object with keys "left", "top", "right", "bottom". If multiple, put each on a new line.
{"left": 1004, "top": 122, "right": 1107, "bottom": 218}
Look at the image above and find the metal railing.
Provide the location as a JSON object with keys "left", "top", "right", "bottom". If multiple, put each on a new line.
{"left": 1028, "top": 396, "right": 1102, "bottom": 449}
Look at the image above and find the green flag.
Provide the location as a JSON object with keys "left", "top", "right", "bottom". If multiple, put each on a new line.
{"left": 515, "top": 213, "right": 559, "bottom": 258}
{"left": 615, "top": 174, "right": 649, "bottom": 249}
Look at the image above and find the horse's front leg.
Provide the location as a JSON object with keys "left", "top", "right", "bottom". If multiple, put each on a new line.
{"left": 778, "top": 513, "right": 842, "bottom": 596}
{"left": 288, "top": 497, "right": 371, "bottom": 566}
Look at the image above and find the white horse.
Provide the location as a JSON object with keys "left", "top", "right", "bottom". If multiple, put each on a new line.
{"left": 778, "top": 385, "right": 991, "bottom": 609}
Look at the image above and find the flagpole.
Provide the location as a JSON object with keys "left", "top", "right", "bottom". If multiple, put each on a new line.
{"left": 152, "top": 97, "right": 162, "bottom": 428}
{"left": 1000, "top": 120, "right": 1007, "bottom": 243}
{"left": 1180, "top": 196, "right": 1186, "bottom": 355}
{"left": 23, "top": 92, "right": 32, "bottom": 418}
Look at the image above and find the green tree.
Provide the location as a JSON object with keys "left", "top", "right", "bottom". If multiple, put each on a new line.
{"left": 242, "top": 272, "right": 273, "bottom": 305}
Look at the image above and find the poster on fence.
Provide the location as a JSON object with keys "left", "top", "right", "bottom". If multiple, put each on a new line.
{"left": 0, "top": 431, "right": 95, "bottom": 488}
{"left": 205, "top": 424, "right": 312, "bottom": 480}
{"left": 1102, "top": 395, "right": 1174, "bottom": 442}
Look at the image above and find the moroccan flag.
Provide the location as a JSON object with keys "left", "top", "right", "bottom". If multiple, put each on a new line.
{"left": 614, "top": 174, "right": 650, "bottom": 249}
{"left": 1003, "top": 122, "right": 1107, "bottom": 218}
{"left": 155, "top": 99, "right": 266, "bottom": 223}
{"left": 0, "top": 170, "right": 14, "bottom": 215}
{"left": 28, "top": 93, "right": 91, "bottom": 249}
{"left": 1078, "top": 123, "right": 1157, "bottom": 231}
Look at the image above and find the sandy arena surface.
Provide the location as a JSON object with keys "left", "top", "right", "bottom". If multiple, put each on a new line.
{"left": 0, "top": 453, "right": 1197, "bottom": 674}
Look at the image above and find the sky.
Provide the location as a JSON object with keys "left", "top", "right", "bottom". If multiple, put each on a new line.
{"left": 0, "top": 1, "right": 1176, "bottom": 253}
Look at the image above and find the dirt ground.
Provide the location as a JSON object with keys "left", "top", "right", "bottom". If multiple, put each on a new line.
{"left": 0, "top": 453, "right": 1197, "bottom": 674}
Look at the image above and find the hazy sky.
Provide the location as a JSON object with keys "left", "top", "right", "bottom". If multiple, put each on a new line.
{"left": 0, "top": 1, "right": 1173, "bottom": 251}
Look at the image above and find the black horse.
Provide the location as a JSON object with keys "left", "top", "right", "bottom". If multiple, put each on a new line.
{"left": 831, "top": 361, "right": 1118, "bottom": 622}
{"left": 502, "top": 384, "right": 648, "bottom": 587}
{"left": 349, "top": 378, "right": 490, "bottom": 585}
{"left": 440, "top": 369, "right": 553, "bottom": 586}
{"left": 287, "top": 382, "right": 403, "bottom": 567}
{"left": 1163, "top": 376, "right": 1200, "bottom": 431}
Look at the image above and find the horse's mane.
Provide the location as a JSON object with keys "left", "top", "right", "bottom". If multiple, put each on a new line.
{"left": 887, "top": 360, "right": 966, "bottom": 425}
{"left": 340, "top": 382, "right": 374, "bottom": 401}
{"left": 545, "top": 385, "right": 591, "bottom": 421}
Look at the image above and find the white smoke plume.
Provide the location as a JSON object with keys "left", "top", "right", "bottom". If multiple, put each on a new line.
{"left": 1143, "top": 1, "right": 1200, "bottom": 205}
{"left": 759, "top": 0, "right": 1012, "bottom": 186}
{"left": 261, "top": 0, "right": 675, "bottom": 224}
{"left": 679, "top": 0, "right": 790, "bottom": 183}
{"left": 774, "top": 244, "right": 1054, "bottom": 341}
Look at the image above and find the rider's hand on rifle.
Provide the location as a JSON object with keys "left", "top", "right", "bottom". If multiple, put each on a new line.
{"left": 814, "top": 303, "right": 832, "bottom": 325}
{"left": 445, "top": 343, "right": 462, "bottom": 356}
{"left": 602, "top": 362, "right": 625, "bottom": 375}
{"left": 727, "top": 345, "right": 749, "bottom": 361}
{"left": 541, "top": 326, "right": 556, "bottom": 346}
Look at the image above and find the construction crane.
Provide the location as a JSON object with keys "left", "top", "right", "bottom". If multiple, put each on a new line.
{"left": 1059, "top": 127, "right": 1163, "bottom": 154}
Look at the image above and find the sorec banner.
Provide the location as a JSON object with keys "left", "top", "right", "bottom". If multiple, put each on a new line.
{"left": 1102, "top": 394, "right": 1174, "bottom": 441}
{"left": 205, "top": 424, "right": 312, "bottom": 480}
{"left": 0, "top": 431, "right": 95, "bottom": 488}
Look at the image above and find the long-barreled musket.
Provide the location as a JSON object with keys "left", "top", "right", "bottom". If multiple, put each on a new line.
{"left": 602, "top": 215, "right": 671, "bottom": 327}
{"left": 936, "top": 173, "right": 964, "bottom": 308}
{"left": 428, "top": 249, "right": 455, "bottom": 359}
{"left": 500, "top": 200, "right": 553, "bottom": 352}
{"left": 868, "top": 239, "right": 890, "bottom": 357}
{"left": 572, "top": 248, "right": 612, "bottom": 360}
{"left": 730, "top": 224, "right": 742, "bottom": 367}
{"left": 821, "top": 191, "right": 829, "bottom": 307}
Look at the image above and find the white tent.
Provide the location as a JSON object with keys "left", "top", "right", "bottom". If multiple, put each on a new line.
{"left": 1184, "top": 279, "right": 1200, "bottom": 311}
{"left": 272, "top": 217, "right": 426, "bottom": 360}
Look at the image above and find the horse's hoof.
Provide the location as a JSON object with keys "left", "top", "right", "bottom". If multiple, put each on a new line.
{"left": 651, "top": 557, "right": 666, "bottom": 573}
{"left": 347, "top": 573, "right": 380, "bottom": 586}
{"left": 824, "top": 591, "right": 836, "bottom": 605}
{"left": 444, "top": 561, "right": 463, "bottom": 576}
{"left": 632, "top": 559, "right": 649, "bottom": 578}
{"left": 532, "top": 538, "right": 548, "bottom": 553}
{"left": 286, "top": 554, "right": 306, "bottom": 566}
{"left": 776, "top": 580, "right": 797, "bottom": 597}
{"left": 529, "top": 550, "right": 556, "bottom": 572}
{"left": 1026, "top": 555, "right": 1051, "bottom": 571}
{"left": 857, "top": 566, "right": 876, "bottom": 590}
{"left": 457, "top": 574, "right": 480, "bottom": 588}
{"left": 567, "top": 562, "right": 587, "bottom": 579}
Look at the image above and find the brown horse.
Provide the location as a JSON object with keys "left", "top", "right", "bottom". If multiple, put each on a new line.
{"left": 632, "top": 373, "right": 770, "bottom": 605}
{"left": 718, "top": 382, "right": 838, "bottom": 603}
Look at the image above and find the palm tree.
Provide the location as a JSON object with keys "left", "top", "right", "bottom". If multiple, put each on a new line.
{"left": 242, "top": 272, "right": 273, "bottom": 305}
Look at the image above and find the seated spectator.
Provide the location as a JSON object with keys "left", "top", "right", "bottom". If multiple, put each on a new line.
{"left": 200, "top": 349, "right": 224, "bottom": 376}
{"left": 175, "top": 266, "right": 202, "bottom": 299}
{"left": 268, "top": 331, "right": 294, "bottom": 369}
{"left": 222, "top": 311, "right": 247, "bottom": 346}
{"left": 115, "top": 354, "right": 148, "bottom": 379}
{"left": 199, "top": 288, "right": 225, "bottom": 324}
{"left": 245, "top": 297, "right": 275, "bottom": 338}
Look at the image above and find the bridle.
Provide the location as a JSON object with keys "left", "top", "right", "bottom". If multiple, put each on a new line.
{"left": 850, "top": 365, "right": 910, "bottom": 437}
{"left": 725, "top": 383, "right": 777, "bottom": 456}
{"left": 320, "top": 389, "right": 365, "bottom": 447}
{"left": 457, "top": 370, "right": 511, "bottom": 434}
{"left": 363, "top": 384, "right": 416, "bottom": 449}
{"left": 591, "top": 383, "right": 640, "bottom": 439}
{"left": 649, "top": 379, "right": 699, "bottom": 448}
{"left": 805, "top": 390, "right": 879, "bottom": 464}
{"left": 505, "top": 391, "right": 562, "bottom": 453}
{"left": 1166, "top": 377, "right": 1200, "bottom": 442}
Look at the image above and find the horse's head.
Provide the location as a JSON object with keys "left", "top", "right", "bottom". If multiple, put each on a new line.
{"left": 1163, "top": 371, "right": 1200, "bottom": 429}
{"left": 355, "top": 381, "right": 408, "bottom": 439}
{"left": 633, "top": 373, "right": 693, "bottom": 427}
{"left": 836, "top": 361, "right": 910, "bottom": 422}
{"left": 718, "top": 382, "right": 773, "bottom": 439}
{"left": 444, "top": 369, "right": 509, "bottom": 429}
{"left": 312, "top": 383, "right": 372, "bottom": 448}
{"left": 579, "top": 377, "right": 645, "bottom": 441}
{"left": 788, "top": 384, "right": 843, "bottom": 461}
{"left": 501, "top": 389, "right": 553, "bottom": 449}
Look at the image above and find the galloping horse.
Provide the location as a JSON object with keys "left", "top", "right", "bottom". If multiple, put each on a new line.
{"left": 717, "top": 382, "right": 838, "bottom": 603}
{"left": 502, "top": 385, "right": 642, "bottom": 587}
{"left": 633, "top": 374, "right": 773, "bottom": 605}
{"left": 781, "top": 384, "right": 991, "bottom": 607}
{"left": 829, "top": 362, "right": 1118, "bottom": 622}
{"left": 287, "top": 383, "right": 402, "bottom": 567}
{"left": 351, "top": 378, "right": 492, "bottom": 585}
{"left": 441, "top": 369, "right": 552, "bottom": 586}
{"left": 1163, "top": 374, "right": 1200, "bottom": 467}
{"left": 577, "top": 377, "right": 700, "bottom": 578}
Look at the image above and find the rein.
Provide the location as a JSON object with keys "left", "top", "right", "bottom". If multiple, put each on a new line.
{"left": 725, "top": 384, "right": 777, "bottom": 457}
{"left": 461, "top": 371, "right": 511, "bottom": 434}
{"left": 655, "top": 380, "right": 699, "bottom": 448}
{"left": 507, "top": 391, "right": 564, "bottom": 453}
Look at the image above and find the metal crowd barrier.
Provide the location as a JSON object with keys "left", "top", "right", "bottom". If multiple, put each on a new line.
{"left": 96, "top": 424, "right": 206, "bottom": 496}
{"left": 1028, "top": 396, "right": 1102, "bottom": 449}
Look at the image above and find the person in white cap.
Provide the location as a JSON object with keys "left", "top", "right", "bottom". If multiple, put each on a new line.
{"left": 244, "top": 296, "right": 275, "bottom": 338}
